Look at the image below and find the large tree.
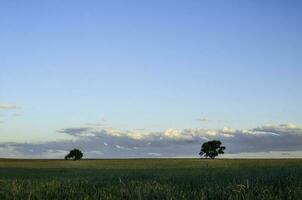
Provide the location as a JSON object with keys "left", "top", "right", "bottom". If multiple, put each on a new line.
{"left": 199, "top": 140, "right": 225, "bottom": 159}
{"left": 65, "top": 149, "right": 83, "bottom": 160}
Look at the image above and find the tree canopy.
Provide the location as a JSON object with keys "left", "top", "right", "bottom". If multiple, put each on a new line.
{"left": 65, "top": 149, "right": 83, "bottom": 160}
{"left": 199, "top": 140, "right": 225, "bottom": 159}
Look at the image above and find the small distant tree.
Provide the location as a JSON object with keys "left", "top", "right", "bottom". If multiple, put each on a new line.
{"left": 199, "top": 140, "right": 225, "bottom": 159}
{"left": 65, "top": 149, "right": 83, "bottom": 160}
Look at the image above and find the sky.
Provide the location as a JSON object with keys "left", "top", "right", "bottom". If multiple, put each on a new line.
{"left": 0, "top": 0, "right": 302, "bottom": 158}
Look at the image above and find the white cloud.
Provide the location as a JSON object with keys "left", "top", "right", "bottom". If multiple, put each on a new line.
{"left": 253, "top": 124, "right": 302, "bottom": 135}
{"left": 206, "top": 130, "right": 217, "bottom": 136}
{"left": 163, "top": 128, "right": 182, "bottom": 139}
{"left": 197, "top": 118, "right": 226, "bottom": 123}
{"left": 126, "top": 131, "right": 147, "bottom": 140}
{"left": 222, "top": 127, "right": 236, "bottom": 134}
{"left": 0, "top": 103, "right": 17, "bottom": 109}
{"left": 105, "top": 128, "right": 122, "bottom": 137}
{"left": 198, "top": 118, "right": 211, "bottom": 122}
{"left": 145, "top": 152, "right": 161, "bottom": 156}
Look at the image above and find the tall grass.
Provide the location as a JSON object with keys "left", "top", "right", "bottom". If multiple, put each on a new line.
{"left": 0, "top": 159, "right": 301, "bottom": 199}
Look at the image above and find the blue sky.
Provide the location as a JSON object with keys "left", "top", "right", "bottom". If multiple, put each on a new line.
{"left": 0, "top": 1, "right": 302, "bottom": 158}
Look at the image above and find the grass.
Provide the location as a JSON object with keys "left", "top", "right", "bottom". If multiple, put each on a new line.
{"left": 0, "top": 159, "right": 302, "bottom": 199}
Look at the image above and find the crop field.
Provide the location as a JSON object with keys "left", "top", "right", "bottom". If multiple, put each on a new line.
{"left": 0, "top": 159, "right": 301, "bottom": 200}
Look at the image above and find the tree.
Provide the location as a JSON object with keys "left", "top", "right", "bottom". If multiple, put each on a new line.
{"left": 199, "top": 140, "right": 225, "bottom": 159}
{"left": 65, "top": 149, "right": 83, "bottom": 160}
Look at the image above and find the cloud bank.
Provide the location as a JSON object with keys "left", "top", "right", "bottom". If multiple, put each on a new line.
{"left": 1, "top": 124, "right": 302, "bottom": 158}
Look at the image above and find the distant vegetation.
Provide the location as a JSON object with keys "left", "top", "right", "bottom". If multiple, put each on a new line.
{"left": 199, "top": 140, "right": 225, "bottom": 159}
{"left": 0, "top": 159, "right": 301, "bottom": 199}
{"left": 65, "top": 149, "right": 83, "bottom": 160}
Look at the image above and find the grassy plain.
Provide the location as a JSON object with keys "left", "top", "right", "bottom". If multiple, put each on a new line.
{"left": 0, "top": 159, "right": 301, "bottom": 199}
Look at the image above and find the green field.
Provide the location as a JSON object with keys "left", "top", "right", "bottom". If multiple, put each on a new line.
{"left": 0, "top": 159, "right": 302, "bottom": 200}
